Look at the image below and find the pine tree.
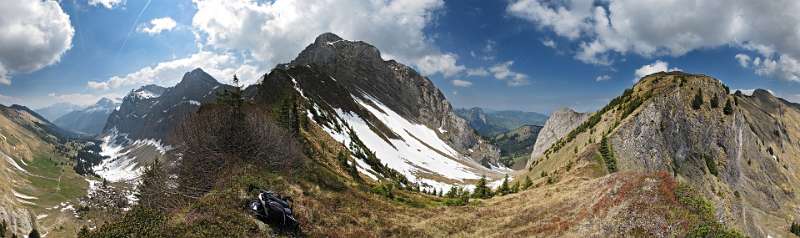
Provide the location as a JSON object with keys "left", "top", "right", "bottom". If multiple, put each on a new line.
{"left": 446, "top": 186, "right": 458, "bottom": 198}
{"left": 521, "top": 176, "right": 532, "bottom": 190}
{"left": 28, "top": 229, "right": 40, "bottom": 238}
{"left": 438, "top": 188, "right": 443, "bottom": 197}
{"left": 77, "top": 226, "right": 90, "bottom": 238}
{"left": 472, "top": 176, "right": 493, "bottom": 199}
{"left": 496, "top": 174, "right": 510, "bottom": 195}
{"left": 692, "top": 89, "right": 704, "bottom": 110}
{"left": 723, "top": 99, "right": 734, "bottom": 115}
{"left": 710, "top": 94, "right": 720, "bottom": 108}
{"left": 511, "top": 181, "right": 520, "bottom": 194}
{"left": 0, "top": 219, "right": 6, "bottom": 238}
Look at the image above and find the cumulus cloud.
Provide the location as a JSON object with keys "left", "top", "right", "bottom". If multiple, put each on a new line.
{"left": 633, "top": 60, "right": 681, "bottom": 82}
{"left": 89, "top": 0, "right": 125, "bottom": 9}
{"left": 595, "top": 75, "right": 611, "bottom": 81}
{"left": 0, "top": 0, "right": 74, "bottom": 85}
{"left": 489, "top": 61, "right": 530, "bottom": 86}
{"left": 190, "top": 0, "right": 459, "bottom": 76}
{"left": 87, "top": 51, "right": 263, "bottom": 90}
{"left": 735, "top": 54, "right": 751, "bottom": 68}
{"left": 507, "top": 0, "right": 800, "bottom": 81}
{"left": 416, "top": 53, "right": 466, "bottom": 77}
{"left": 451, "top": 79, "right": 473, "bottom": 87}
{"left": 137, "top": 17, "right": 177, "bottom": 35}
{"left": 735, "top": 54, "right": 800, "bottom": 82}
{"left": 541, "top": 39, "right": 557, "bottom": 49}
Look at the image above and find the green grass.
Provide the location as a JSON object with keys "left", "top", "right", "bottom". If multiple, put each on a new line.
{"left": 19, "top": 152, "right": 87, "bottom": 207}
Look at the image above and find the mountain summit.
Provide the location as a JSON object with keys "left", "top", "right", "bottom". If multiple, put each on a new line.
{"left": 258, "top": 32, "right": 503, "bottom": 189}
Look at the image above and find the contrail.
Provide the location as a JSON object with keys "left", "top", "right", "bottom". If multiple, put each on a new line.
{"left": 116, "top": 0, "right": 153, "bottom": 56}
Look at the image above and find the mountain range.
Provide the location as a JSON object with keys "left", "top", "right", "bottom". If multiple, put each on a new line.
{"left": 35, "top": 103, "right": 83, "bottom": 122}
{"left": 53, "top": 98, "right": 120, "bottom": 135}
{"left": 3, "top": 33, "right": 800, "bottom": 237}
{"left": 455, "top": 107, "right": 548, "bottom": 137}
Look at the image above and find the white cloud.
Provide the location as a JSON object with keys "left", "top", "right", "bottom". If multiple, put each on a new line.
{"left": 416, "top": 53, "right": 466, "bottom": 77}
{"left": 137, "top": 17, "right": 177, "bottom": 36}
{"left": 451, "top": 79, "right": 473, "bottom": 87}
{"left": 47, "top": 92, "right": 122, "bottom": 106}
{"left": 507, "top": 0, "right": 800, "bottom": 82}
{"left": 595, "top": 75, "right": 611, "bottom": 81}
{"left": 88, "top": 0, "right": 125, "bottom": 9}
{"left": 191, "top": 0, "right": 455, "bottom": 76}
{"left": 0, "top": 0, "right": 74, "bottom": 85}
{"left": 489, "top": 61, "right": 530, "bottom": 86}
{"left": 466, "top": 68, "right": 489, "bottom": 77}
{"left": 541, "top": 39, "right": 557, "bottom": 49}
{"left": 87, "top": 51, "right": 263, "bottom": 91}
{"left": 0, "top": 93, "right": 21, "bottom": 106}
{"left": 735, "top": 54, "right": 751, "bottom": 68}
{"left": 633, "top": 60, "right": 681, "bottom": 82}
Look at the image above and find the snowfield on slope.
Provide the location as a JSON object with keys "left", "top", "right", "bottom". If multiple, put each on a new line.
{"left": 315, "top": 93, "right": 502, "bottom": 191}
{"left": 93, "top": 130, "right": 168, "bottom": 182}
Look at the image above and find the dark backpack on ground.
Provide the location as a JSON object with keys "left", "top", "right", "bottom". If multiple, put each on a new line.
{"left": 248, "top": 190, "right": 299, "bottom": 231}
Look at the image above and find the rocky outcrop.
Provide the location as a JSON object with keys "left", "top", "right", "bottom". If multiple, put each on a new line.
{"left": 528, "top": 108, "right": 588, "bottom": 166}
{"left": 533, "top": 72, "right": 800, "bottom": 237}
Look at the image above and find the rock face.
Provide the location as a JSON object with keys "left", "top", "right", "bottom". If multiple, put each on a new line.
{"left": 283, "top": 32, "right": 500, "bottom": 166}
{"left": 54, "top": 98, "right": 120, "bottom": 135}
{"left": 532, "top": 72, "right": 800, "bottom": 237}
{"left": 103, "top": 68, "right": 232, "bottom": 141}
{"left": 528, "top": 108, "right": 588, "bottom": 166}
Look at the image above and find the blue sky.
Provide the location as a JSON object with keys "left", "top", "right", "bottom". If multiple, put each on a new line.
{"left": 2, "top": 0, "right": 800, "bottom": 114}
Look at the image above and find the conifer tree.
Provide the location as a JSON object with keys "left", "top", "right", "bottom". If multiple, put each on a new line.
{"left": 446, "top": 186, "right": 458, "bottom": 198}
{"left": 511, "top": 181, "right": 520, "bottom": 194}
{"left": 692, "top": 89, "right": 704, "bottom": 110}
{"left": 77, "top": 226, "right": 90, "bottom": 237}
{"left": 472, "top": 176, "right": 493, "bottom": 199}
{"left": 723, "top": 99, "right": 734, "bottom": 115}
{"left": 0, "top": 219, "right": 6, "bottom": 238}
{"left": 28, "top": 229, "right": 40, "bottom": 238}
{"left": 710, "top": 94, "right": 720, "bottom": 108}
{"left": 521, "top": 175, "right": 532, "bottom": 190}
{"left": 496, "top": 174, "right": 511, "bottom": 195}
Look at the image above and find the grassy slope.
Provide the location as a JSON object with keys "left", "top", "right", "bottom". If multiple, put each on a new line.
{"left": 84, "top": 100, "right": 740, "bottom": 237}
{"left": 0, "top": 110, "right": 88, "bottom": 237}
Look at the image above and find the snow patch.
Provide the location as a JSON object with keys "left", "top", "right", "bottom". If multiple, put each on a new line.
{"left": 316, "top": 93, "right": 495, "bottom": 191}
{"left": 93, "top": 130, "right": 169, "bottom": 182}
{"left": 13, "top": 190, "right": 38, "bottom": 200}
{"left": 2, "top": 151, "right": 30, "bottom": 175}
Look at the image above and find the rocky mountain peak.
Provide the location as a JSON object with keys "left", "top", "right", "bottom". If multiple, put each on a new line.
{"left": 752, "top": 88, "right": 774, "bottom": 98}
{"left": 528, "top": 107, "right": 588, "bottom": 166}
{"left": 176, "top": 68, "right": 218, "bottom": 88}
{"left": 95, "top": 97, "right": 117, "bottom": 107}
{"left": 314, "top": 32, "right": 344, "bottom": 45}
{"left": 289, "top": 32, "right": 383, "bottom": 68}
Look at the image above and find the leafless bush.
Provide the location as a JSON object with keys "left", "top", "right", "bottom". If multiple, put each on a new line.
{"left": 164, "top": 105, "right": 304, "bottom": 200}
